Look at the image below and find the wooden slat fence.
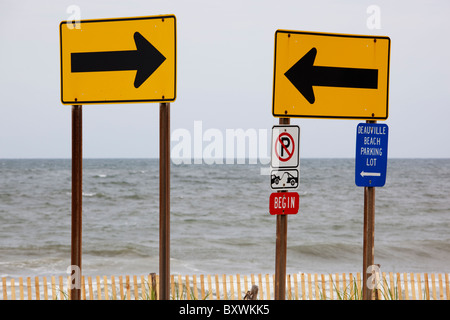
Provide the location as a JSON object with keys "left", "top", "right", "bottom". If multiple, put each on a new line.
{"left": 1, "top": 272, "right": 449, "bottom": 300}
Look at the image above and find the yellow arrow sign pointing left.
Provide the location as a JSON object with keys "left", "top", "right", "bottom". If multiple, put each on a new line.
{"left": 272, "top": 30, "right": 390, "bottom": 120}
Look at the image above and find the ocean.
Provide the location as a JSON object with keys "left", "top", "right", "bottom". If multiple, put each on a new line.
{"left": 0, "top": 158, "right": 449, "bottom": 279}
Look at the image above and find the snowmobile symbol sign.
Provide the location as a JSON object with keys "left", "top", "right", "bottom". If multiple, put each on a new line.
{"left": 271, "top": 169, "right": 299, "bottom": 190}
{"left": 271, "top": 125, "right": 299, "bottom": 169}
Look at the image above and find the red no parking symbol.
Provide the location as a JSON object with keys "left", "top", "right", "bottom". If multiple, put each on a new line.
{"left": 274, "top": 132, "right": 295, "bottom": 162}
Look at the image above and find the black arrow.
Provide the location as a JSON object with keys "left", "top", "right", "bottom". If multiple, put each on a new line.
{"left": 71, "top": 32, "right": 166, "bottom": 88}
{"left": 284, "top": 47, "right": 378, "bottom": 104}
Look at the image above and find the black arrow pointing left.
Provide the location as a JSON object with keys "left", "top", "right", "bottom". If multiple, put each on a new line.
{"left": 284, "top": 47, "right": 378, "bottom": 104}
{"left": 71, "top": 32, "right": 166, "bottom": 88}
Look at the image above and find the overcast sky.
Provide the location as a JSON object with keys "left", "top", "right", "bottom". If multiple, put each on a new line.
{"left": 1, "top": 0, "right": 449, "bottom": 159}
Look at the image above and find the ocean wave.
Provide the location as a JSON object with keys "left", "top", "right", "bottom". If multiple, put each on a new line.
{"left": 83, "top": 192, "right": 96, "bottom": 197}
{"left": 121, "top": 194, "right": 149, "bottom": 200}
{"left": 84, "top": 244, "right": 153, "bottom": 258}
{"left": 65, "top": 191, "right": 114, "bottom": 200}
{"left": 101, "top": 180, "right": 134, "bottom": 186}
{"left": 376, "top": 240, "right": 450, "bottom": 258}
{"left": 289, "top": 242, "right": 361, "bottom": 260}
{"left": 128, "top": 170, "right": 148, "bottom": 175}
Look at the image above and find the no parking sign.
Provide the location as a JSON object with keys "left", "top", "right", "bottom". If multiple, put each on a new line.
{"left": 271, "top": 125, "right": 300, "bottom": 169}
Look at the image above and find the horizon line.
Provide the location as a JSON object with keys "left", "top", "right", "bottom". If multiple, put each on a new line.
{"left": 1, "top": 157, "right": 449, "bottom": 160}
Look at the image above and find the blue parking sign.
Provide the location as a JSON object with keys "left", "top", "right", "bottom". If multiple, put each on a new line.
{"left": 355, "top": 123, "right": 389, "bottom": 187}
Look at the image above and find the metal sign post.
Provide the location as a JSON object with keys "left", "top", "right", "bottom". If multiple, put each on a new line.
{"left": 71, "top": 104, "right": 82, "bottom": 300}
{"left": 159, "top": 102, "right": 170, "bottom": 300}
{"left": 363, "top": 183, "right": 376, "bottom": 300}
{"left": 274, "top": 117, "right": 290, "bottom": 300}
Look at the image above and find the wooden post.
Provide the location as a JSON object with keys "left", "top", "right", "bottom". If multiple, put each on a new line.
{"left": 150, "top": 273, "right": 157, "bottom": 300}
{"left": 363, "top": 119, "right": 376, "bottom": 300}
{"left": 71, "top": 105, "right": 82, "bottom": 300}
{"left": 274, "top": 117, "right": 290, "bottom": 300}
{"left": 159, "top": 102, "right": 170, "bottom": 300}
{"left": 243, "top": 285, "right": 259, "bottom": 300}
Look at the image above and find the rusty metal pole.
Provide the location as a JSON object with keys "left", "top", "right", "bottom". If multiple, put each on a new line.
{"left": 159, "top": 102, "right": 170, "bottom": 300}
{"left": 362, "top": 186, "right": 368, "bottom": 300}
{"left": 71, "top": 105, "right": 82, "bottom": 300}
{"left": 274, "top": 117, "right": 290, "bottom": 300}
{"left": 363, "top": 120, "right": 376, "bottom": 300}
{"left": 364, "top": 186, "right": 376, "bottom": 299}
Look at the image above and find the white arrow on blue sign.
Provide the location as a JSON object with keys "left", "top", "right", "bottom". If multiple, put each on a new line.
{"left": 355, "top": 123, "right": 389, "bottom": 187}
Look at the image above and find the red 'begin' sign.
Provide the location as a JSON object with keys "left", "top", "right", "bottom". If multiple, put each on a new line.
{"left": 269, "top": 192, "right": 299, "bottom": 215}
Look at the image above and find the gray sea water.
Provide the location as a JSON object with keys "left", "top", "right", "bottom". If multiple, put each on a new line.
{"left": 0, "top": 158, "right": 449, "bottom": 278}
